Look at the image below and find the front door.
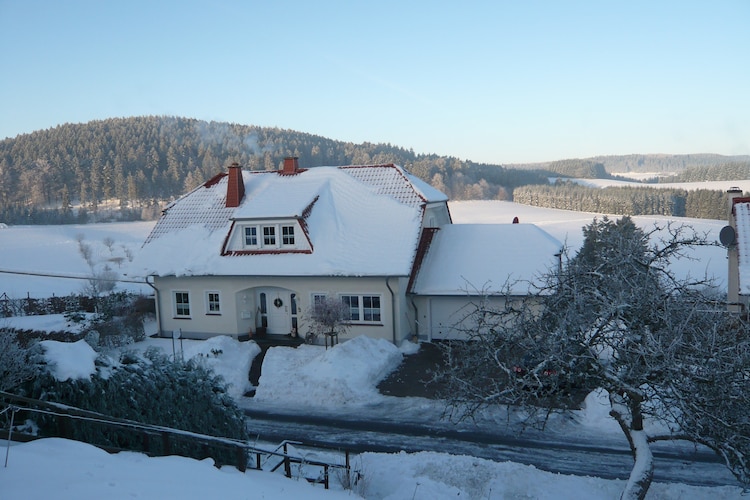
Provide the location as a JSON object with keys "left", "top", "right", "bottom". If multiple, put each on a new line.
{"left": 257, "top": 288, "right": 297, "bottom": 334}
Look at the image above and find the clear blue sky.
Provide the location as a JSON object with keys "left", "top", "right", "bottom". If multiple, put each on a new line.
{"left": 1, "top": 1, "right": 749, "bottom": 164}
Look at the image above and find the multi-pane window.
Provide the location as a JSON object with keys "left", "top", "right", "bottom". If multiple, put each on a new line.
{"left": 242, "top": 224, "right": 298, "bottom": 249}
{"left": 362, "top": 295, "right": 381, "bottom": 322}
{"left": 174, "top": 292, "right": 190, "bottom": 317}
{"left": 282, "top": 225, "right": 295, "bottom": 245}
{"left": 263, "top": 226, "right": 276, "bottom": 245}
{"left": 341, "top": 295, "right": 359, "bottom": 321}
{"left": 244, "top": 227, "right": 257, "bottom": 246}
{"left": 340, "top": 294, "right": 382, "bottom": 323}
{"left": 312, "top": 293, "right": 327, "bottom": 308}
{"left": 206, "top": 291, "right": 221, "bottom": 314}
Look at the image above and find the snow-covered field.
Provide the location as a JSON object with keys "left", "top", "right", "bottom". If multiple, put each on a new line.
{"left": 0, "top": 221, "right": 154, "bottom": 297}
{"left": 0, "top": 197, "right": 730, "bottom": 299}
{"left": 0, "top": 198, "right": 744, "bottom": 499}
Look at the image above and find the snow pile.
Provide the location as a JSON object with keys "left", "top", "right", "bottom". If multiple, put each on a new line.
{"left": 0, "top": 438, "right": 351, "bottom": 500}
{"left": 181, "top": 335, "right": 260, "bottom": 399}
{"left": 361, "top": 450, "right": 619, "bottom": 499}
{"left": 1, "top": 438, "right": 743, "bottom": 500}
{"left": 358, "top": 450, "right": 739, "bottom": 500}
{"left": 254, "top": 336, "right": 403, "bottom": 406}
{"left": 578, "top": 388, "right": 620, "bottom": 434}
{"left": 40, "top": 339, "right": 97, "bottom": 381}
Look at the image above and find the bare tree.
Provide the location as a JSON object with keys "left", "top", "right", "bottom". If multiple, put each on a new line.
{"left": 303, "top": 296, "right": 351, "bottom": 346}
{"left": 439, "top": 217, "right": 750, "bottom": 499}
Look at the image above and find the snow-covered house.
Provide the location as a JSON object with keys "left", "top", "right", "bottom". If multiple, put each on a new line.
{"left": 725, "top": 188, "right": 750, "bottom": 313}
{"left": 133, "top": 159, "right": 561, "bottom": 343}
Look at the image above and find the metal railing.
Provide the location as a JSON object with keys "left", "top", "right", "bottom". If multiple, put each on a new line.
{"left": 1, "top": 391, "right": 358, "bottom": 489}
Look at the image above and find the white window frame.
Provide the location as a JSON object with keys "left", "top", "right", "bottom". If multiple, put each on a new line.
{"left": 282, "top": 225, "right": 295, "bottom": 246}
{"left": 241, "top": 222, "right": 299, "bottom": 250}
{"left": 244, "top": 226, "right": 258, "bottom": 246}
{"left": 339, "top": 294, "right": 382, "bottom": 324}
{"left": 311, "top": 293, "right": 327, "bottom": 308}
{"left": 205, "top": 291, "right": 221, "bottom": 315}
{"left": 173, "top": 291, "right": 191, "bottom": 318}
{"left": 262, "top": 225, "right": 276, "bottom": 246}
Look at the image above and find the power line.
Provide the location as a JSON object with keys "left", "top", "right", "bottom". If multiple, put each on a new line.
{"left": 0, "top": 268, "right": 145, "bottom": 284}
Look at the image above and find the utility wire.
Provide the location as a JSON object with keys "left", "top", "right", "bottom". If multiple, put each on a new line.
{"left": 0, "top": 268, "right": 145, "bottom": 284}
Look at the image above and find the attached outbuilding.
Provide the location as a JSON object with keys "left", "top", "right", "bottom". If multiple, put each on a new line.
{"left": 409, "top": 223, "right": 562, "bottom": 340}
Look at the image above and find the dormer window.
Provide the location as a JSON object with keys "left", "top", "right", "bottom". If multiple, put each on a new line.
{"left": 263, "top": 226, "right": 276, "bottom": 245}
{"left": 237, "top": 222, "right": 303, "bottom": 251}
{"left": 282, "top": 225, "right": 295, "bottom": 245}
{"left": 244, "top": 227, "right": 258, "bottom": 246}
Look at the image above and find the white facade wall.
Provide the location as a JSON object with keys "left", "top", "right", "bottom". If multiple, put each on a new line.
{"left": 154, "top": 275, "right": 411, "bottom": 344}
{"left": 410, "top": 295, "right": 535, "bottom": 341}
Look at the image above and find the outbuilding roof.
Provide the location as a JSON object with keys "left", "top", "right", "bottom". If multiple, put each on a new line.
{"left": 410, "top": 223, "right": 562, "bottom": 295}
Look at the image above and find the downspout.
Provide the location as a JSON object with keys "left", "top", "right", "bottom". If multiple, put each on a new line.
{"left": 144, "top": 275, "right": 162, "bottom": 338}
{"left": 385, "top": 277, "right": 397, "bottom": 345}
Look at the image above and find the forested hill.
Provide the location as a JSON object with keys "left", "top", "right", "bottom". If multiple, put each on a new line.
{"left": 0, "top": 116, "right": 550, "bottom": 224}
{"left": 1, "top": 116, "right": 747, "bottom": 224}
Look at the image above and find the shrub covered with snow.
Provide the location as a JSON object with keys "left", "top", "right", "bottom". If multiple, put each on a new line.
{"left": 21, "top": 347, "right": 249, "bottom": 465}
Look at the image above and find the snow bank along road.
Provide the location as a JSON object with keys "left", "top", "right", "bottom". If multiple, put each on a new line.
{"left": 242, "top": 408, "right": 739, "bottom": 488}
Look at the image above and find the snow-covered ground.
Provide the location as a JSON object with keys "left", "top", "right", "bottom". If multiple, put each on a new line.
{"left": 2, "top": 333, "right": 745, "bottom": 499}
{"left": 0, "top": 199, "right": 744, "bottom": 498}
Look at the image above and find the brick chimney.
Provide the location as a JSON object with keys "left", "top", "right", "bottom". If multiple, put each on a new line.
{"left": 225, "top": 162, "right": 245, "bottom": 208}
{"left": 281, "top": 156, "right": 299, "bottom": 175}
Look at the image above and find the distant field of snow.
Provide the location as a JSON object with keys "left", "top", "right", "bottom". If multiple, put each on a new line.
{"left": 570, "top": 178, "right": 750, "bottom": 193}
{"left": 0, "top": 200, "right": 731, "bottom": 300}
{"left": 0, "top": 221, "right": 154, "bottom": 297}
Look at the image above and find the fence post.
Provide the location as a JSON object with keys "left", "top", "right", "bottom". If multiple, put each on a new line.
{"left": 236, "top": 446, "right": 246, "bottom": 472}
{"left": 283, "top": 442, "right": 291, "bottom": 478}
{"left": 161, "top": 432, "right": 170, "bottom": 456}
{"left": 346, "top": 450, "right": 351, "bottom": 489}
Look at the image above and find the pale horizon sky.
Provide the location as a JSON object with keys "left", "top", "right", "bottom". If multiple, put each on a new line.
{"left": 1, "top": 1, "right": 749, "bottom": 164}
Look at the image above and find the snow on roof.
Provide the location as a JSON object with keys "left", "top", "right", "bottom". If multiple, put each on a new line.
{"left": 411, "top": 224, "right": 562, "bottom": 295}
{"left": 342, "top": 165, "right": 448, "bottom": 206}
{"left": 734, "top": 202, "right": 750, "bottom": 293}
{"left": 133, "top": 165, "right": 430, "bottom": 278}
{"left": 232, "top": 171, "right": 324, "bottom": 219}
